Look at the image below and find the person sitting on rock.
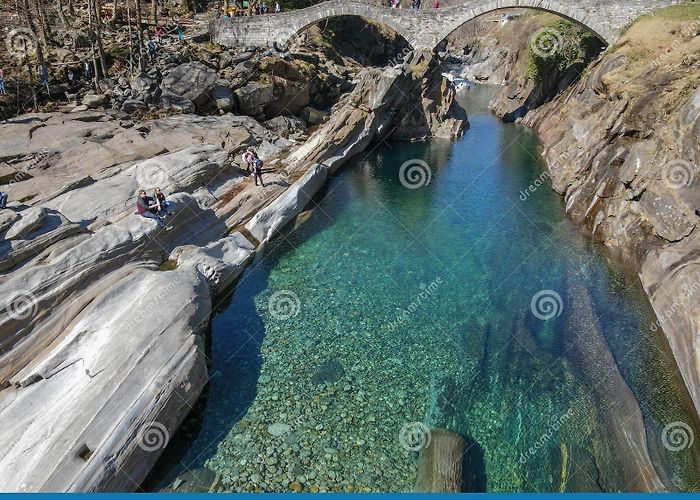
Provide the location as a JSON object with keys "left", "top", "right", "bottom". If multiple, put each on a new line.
{"left": 154, "top": 187, "right": 173, "bottom": 215}
{"left": 0, "top": 191, "right": 8, "bottom": 209}
{"left": 136, "top": 189, "right": 166, "bottom": 227}
{"left": 253, "top": 157, "right": 265, "bottom": 187}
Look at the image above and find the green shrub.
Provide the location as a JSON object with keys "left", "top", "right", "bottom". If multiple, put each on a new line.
{"left": 527, "top": 20, "right": 603, "bottom": 81}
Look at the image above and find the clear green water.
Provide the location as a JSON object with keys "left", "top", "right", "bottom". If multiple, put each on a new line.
{"left": 152, "top": 86, "right": 700, "bottom": 492}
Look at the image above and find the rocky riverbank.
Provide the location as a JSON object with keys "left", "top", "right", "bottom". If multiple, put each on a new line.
{"left": 0, "top": 36, "right": 466, "bottom": 491}
{"left": 481, "top": 5, "right": 700, "bottom": 416}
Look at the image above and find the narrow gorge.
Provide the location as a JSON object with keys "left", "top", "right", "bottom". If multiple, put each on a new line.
{"left": 0, "top": 0, "right": 699, "bottom": 493}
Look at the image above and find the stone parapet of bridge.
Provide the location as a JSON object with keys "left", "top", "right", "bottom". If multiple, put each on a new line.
{"left": 211, "top": 0, "right": 682, "bottom": 52}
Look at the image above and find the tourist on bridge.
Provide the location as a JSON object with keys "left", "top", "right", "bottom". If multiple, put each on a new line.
{"left": 136, "top": 190, "right": 166, "bottom": 227}
{"left": 0, "top": 68, "right": 6, "bottom": 96}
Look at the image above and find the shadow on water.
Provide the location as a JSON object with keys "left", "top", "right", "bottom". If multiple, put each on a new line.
{"left": 461, "top": 435, "right": 487, "bottom": 492}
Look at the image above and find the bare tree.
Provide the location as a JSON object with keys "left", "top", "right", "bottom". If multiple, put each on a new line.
{"left": 135, "top": 0, "right": 146, "bottom": 72}
{"left": 55, "top": 0, "right": 72, "bottom": 27}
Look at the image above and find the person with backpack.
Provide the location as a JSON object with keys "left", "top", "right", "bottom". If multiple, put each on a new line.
{"left": 242, "top": 147, "right": 255, "bottom": 173}
{"left": 253, "top": 156, "right": 265, "bottom": 187}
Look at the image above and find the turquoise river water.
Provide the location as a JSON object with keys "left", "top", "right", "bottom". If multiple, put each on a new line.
{"left": 151, "top": 86, "right": 700, "bottom": 492}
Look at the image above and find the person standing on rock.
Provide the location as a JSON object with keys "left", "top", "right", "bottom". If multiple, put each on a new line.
{"left": 253, "top": 157, "right": 265, "bottom": 187}
{"left": 433, "top": 0, "right": 439, "bottom": 9}
{"left": 176, "top": 22, "right": 184, "bottom": 43}
{"left": 242, "top": 147, "right": 255, "bottom": 174}
{"left": 275, "top": 2, "right": 281, "bottom": 13}
{"left": 136, "top": 190, "right": 166, "bottom": 227}
{"left": 0, "top": 69, "right": 6, "bottom": 96}
{"left": 83, "top": 61, "right": 92, "bottom": 82}
{"left": 0, "top": 191, "right": 8, "bottom": 209}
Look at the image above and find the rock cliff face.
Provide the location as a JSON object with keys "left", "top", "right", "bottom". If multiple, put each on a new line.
{"left": 489, "top": 7, "right": 700, "bottom": 413}
{"left": 0, "top": 47, "right": 465, "bottom": 491}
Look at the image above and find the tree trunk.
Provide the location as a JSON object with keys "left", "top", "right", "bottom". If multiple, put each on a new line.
{"left": 151, "top": 0, "right": 157, "bottom": 25}
{"left": 21, "top": 0, "right": 46, "bottom": 66}
{"left": 91, "top": 0, "right": 108, "bottom": 77}
{"left": 55, "top": 0, "right": 71, "bottom": 27}
{"left": 67, "top": 0, "right": 74, "bottom": 15}
{"left": 135, "top": 0, "right": 146, "bottom": 72}
{"left": 414, "top": 428, "right": 465, "bottom": 493}
{"left": 34, "top": 0, "right": 52, "bottom": 46}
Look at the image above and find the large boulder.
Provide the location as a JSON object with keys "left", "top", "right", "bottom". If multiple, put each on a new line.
{"left": 264, "top": 115, "right": 306, "bottom": 139}
{"left": 161, "top": 62, "right": 218, "bottom": 109}
{"left": 213, "top": 84, "right": 234, "bottom": 113}
{"left": 160, "top": 91, "right": 196, "bottom": 114}
{"left": 234, "top": 82, "right": 274, "bottom": 117}
{"left": 264, "top": 77, "right": 310, "bottom": 117}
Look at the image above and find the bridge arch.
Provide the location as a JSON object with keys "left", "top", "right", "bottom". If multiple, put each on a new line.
{"left": 212, "top": 0, "right": 671, "bottom": 54}
{"left": 428, "top": 0, "right": 612, "bottom": 51}
{"left": 275, "top": 3, "right": 417, "bottom": 50}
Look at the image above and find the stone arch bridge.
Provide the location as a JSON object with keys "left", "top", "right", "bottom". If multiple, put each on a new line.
{"left": 211, "top": 0, "right": 680, "bottom": 52}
